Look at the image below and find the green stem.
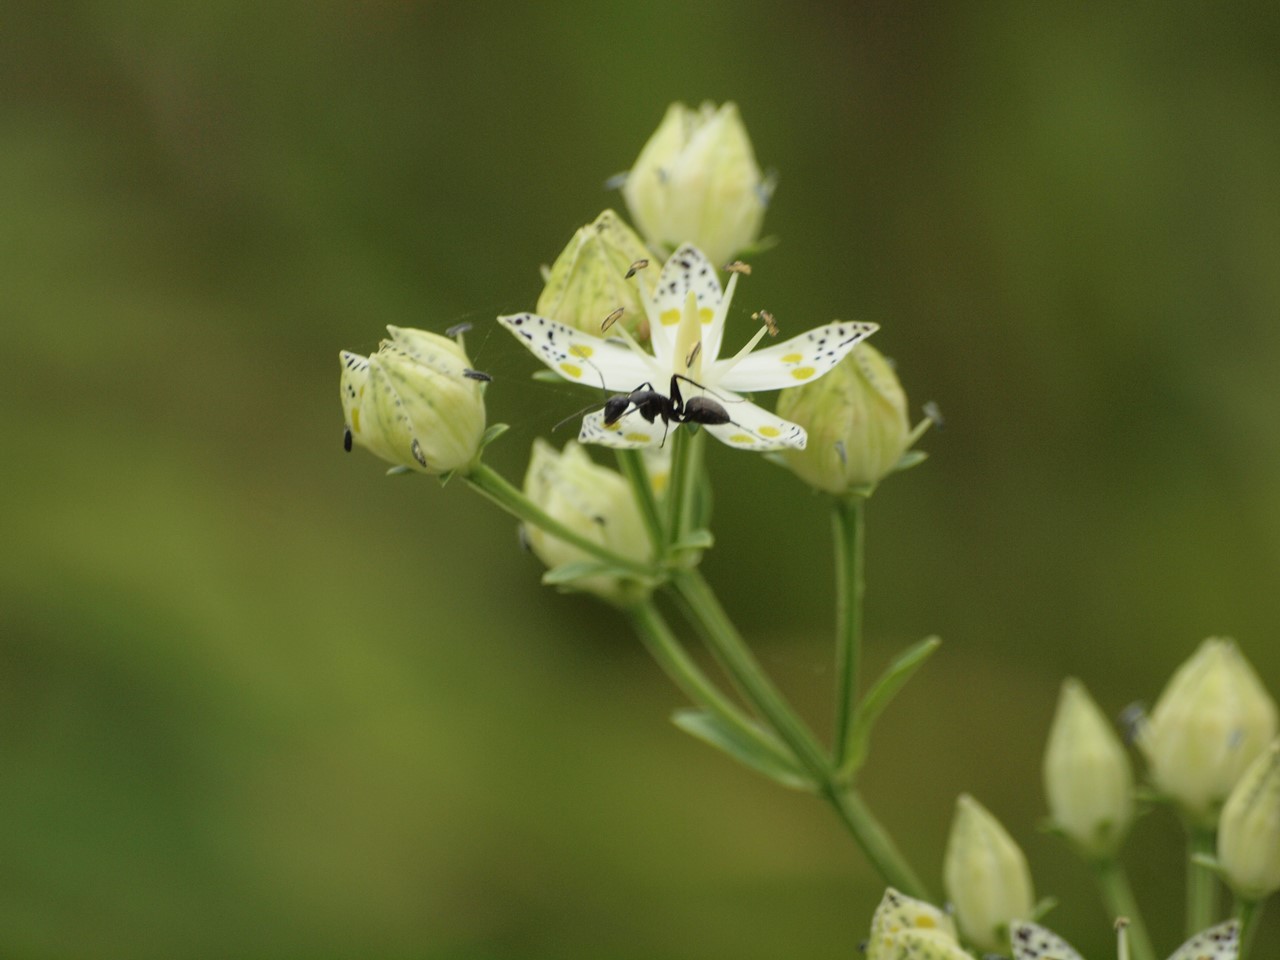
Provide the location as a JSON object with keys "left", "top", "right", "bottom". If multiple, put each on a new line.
{"left": 823, "top": 783, "right": 930, "bottom": 900}
{"left": 1236, "top": 897, "right": 1264, "bottom": 960}
{"left": 670, "top": 568, "right": 928, "bottom": 898}
{"left": 464, "top": 462, "right": 653, "bottom": 577}
{"left": 1093, "top": 858, "right": 1156, "bottom": 960}
{"left": 671, "top": 568, "right": 828, "bottom": 779}
{"left": 664, "top": 427, "right": 704, "bottom": 550}
{"left": 625, "top": 600, "right": 801, "bottom": 773}
{"left": 1186, "top": 825, "right": 1218, "bottom": 938}
{"left": 832, "top": 494, "right": 866, "bottom": 767}
{"left": 614, "top": 449, "right": 664, "bottom": 552}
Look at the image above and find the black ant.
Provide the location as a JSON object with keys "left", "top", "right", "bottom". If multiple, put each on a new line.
{"left": 603, "top": 373, "right": 731, "bottom": 441}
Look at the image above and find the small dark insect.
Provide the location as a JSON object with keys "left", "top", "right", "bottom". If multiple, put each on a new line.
{"left": 463, "top": 368, "right": 492, "bottom": 382}
{"left": 624, "top": 259, "right": 649, "bottom": 279}
{"left": 446, "top": 321, "right": 473, "bottom": 337}
{"left": 343, "top": 427, "right": 353, "bottom": 452}
{"left": 602, "top": 373, "right": 732, "bottom": 446}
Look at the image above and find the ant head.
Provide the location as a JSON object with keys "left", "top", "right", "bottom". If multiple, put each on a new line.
{"left": 603, "top": 394, "right": 632, "bottom": 425}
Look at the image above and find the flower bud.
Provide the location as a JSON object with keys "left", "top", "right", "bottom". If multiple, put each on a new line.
{"left": 536, "top": 209, "right": 659, "bottom": 340}
{"left": 774, "top": 343, "right": 917, "bottom": 495}
{"left": 1043, "top": 678, "right": 1134, "bottom": 857}
{"left": 339, "top": 326, "right": 486, "bottom": 475}
{"left": 866, "top": 888, "right": 959, "bottom": 960}
{"left": 943, "top": 794, "right": 1035, "bottom": 953}
{"left": 1218, "top": 739, "right": 1280, "bottom": 901}
{"left": 522, "top": 440, "right": 651, "bottom": 604}
{"left": 621, "top": 101, "right": 770, "bottom": 266}
{"left": 1138, "top": 638, "right": 1277, "bottom": 825}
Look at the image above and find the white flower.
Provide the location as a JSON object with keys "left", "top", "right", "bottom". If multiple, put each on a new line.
{"left": 499, "top": 245, "right": 877, "bottom": 451}
{"left": 1008, "top": 919, "right": 1239, "bottom": 960}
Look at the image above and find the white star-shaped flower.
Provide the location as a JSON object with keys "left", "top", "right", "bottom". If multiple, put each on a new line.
{"left": 499, "top": 244, "right": 877, "bottom": 451}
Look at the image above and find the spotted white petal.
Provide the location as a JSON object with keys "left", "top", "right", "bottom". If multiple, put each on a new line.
{"left": 499, "top": 312, "right": 656, "bottom": 391}
{"left": 578, "top": 407, "right": 674, "bottom": 449}
{"left": 647, "top": 243, "right": 724, "bottom": 368}
{"left": 1168, "top": 920, "right": 1238, "bottom": 960}
{"left": 718, "top": 320, "right": 879, "bottom": 393}
{"left": 879, "top": 929, "right": 970, "bottom": 960}
{"left": 866, "top": 888, "right": 958, "bottom": 960}
{"left": 701, "top": 391, "right": 806, "bottom": 451}
{"left": 1009, "top": 921, "right": 1084, "bottom": 960}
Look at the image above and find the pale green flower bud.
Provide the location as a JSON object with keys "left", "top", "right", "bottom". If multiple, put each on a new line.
{"left": 1138, "top": 638, "right": 1277, "bottom": 825}
{"left": 866, "top": 888, "right": 959, "bottom": 960}
{"left": 522, "top": 439, "right": 652, "bottom": 604}
{"left": 943, "top": 794, "right": 1035, "bottom": 953}
{"left": 1218, "top": 739, "right": 1280, "bottom": 901}
{"left": 775, "top": 343, "right": 918, "bottom": 495}
{"left": 622, "top": 101, "right": 770, "bottom": 266}
{"left": 536, "top": 209, "right": 659, "bottom": 340}
{"left": 339, "top": 326, "right": 486, "bottom": 475}
{"left": 1043, "top": 678, "right": 1134, "bottom": 858}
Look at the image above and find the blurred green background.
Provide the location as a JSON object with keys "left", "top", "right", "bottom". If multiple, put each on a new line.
{"left": 4, "top": 1, "right": 1279, "bottom": 956}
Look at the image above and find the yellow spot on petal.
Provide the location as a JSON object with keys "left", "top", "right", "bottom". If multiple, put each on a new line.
{"left": 698, "top": 307, "right": 714, "bottom": 325}
{"left": 569, "top": 344, "right": 594, "bottom": 358}
{"left": 352, "top": 408, "right": 361, "bottom": 432}
{"left": 559, "top": 362, "right": 583, "bottom": 378}
{"left": 729, "top": 433, "right": 753, "bottom": 444}
{"left": 791, "top": 366, "right": 816, "bottom": 380}
{"left": 782, "top": 352, "right": 802, "bottom": 363}
{"left": 759, "top": 426, "right": 780, "bottom": 438}
{"left": 605, "top": 421, "right": 622, "bottom": 431}
{"left": 915, "top": 917, "right": 936, "bottom": 929}
{"left": 624, "top": 433, "right": 651, "bottom": 443}
{"left": 660, "top": 309, "right": 681, "bottom": 327}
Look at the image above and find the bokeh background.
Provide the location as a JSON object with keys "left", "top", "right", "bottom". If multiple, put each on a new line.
{"left": 4, "top": 1, "right": 1279, "bottom": 957}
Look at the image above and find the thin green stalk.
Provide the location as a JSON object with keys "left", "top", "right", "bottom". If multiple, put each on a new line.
{"left": 671, "top": 568, "right": 829, "bottom": 779}
{"left": 1186, "top": 825, "right": 1218, "bottom": 938}
{"left": 625, "top": 600, "right": 800, "bottom": 772}
{"left": 1236, "top": 897, "right": 1264, "bottom": 960}
{"left": 1093, "top": 857, "right": 1156, "bottom": 960}
{"left": 464, "top": 462, "right": 653, "bottom": 577}
{"left": 832, "top": 494, "right": 866, "bottom": 767}
{"left": 664, "top": 427, "right": 705, "bottom": 550}
{"left": 671, "top": 567, "right": 929, "bottom": 901}
{"left": 822, "top": 783, "right": 930, "bottom": 900}
{"left": 614, "top": 449, "right": 664, "bottom": 552}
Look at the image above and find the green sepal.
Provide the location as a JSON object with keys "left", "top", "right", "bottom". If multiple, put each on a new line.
{"left": 480, "top": 423, "right": 510, "bottom": 449}
{"left": 542, "top": 560, "right": 637, "bottom": 586}
{"left": 1031, "top": 896, "right": 1058, "bottom": 922}
{"left": 893, "top": 450, "right": 929, "bottom": 473}
{"left": 840, "top": 636, "right": 942, "bottom": 779}
{"left": 671, "top": 708, "right": 815, "bottom": 791}
{"left": 670, "top": 529, "right": 714, "bottom": 552}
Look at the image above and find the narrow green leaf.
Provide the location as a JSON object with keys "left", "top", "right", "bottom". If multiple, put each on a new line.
{"left": 672, "top": 708, "right": 815, "bottom": 791}
{"left": 842, "top": 636, "right": 942, "bottom": 778}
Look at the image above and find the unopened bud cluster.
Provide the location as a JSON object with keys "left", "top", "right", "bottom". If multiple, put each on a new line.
{"left": 340, "top": 326, "right": 486, "bottom": 475}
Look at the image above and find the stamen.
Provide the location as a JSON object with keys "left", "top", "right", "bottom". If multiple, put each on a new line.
{"left": 625, "top": 259, "right": 649, "bottom": 279}
{"left": 601, "top": 307, "right": 625, "bottom": 332}
{"left": 715, "top": 322, "right": 772, "bottom": 377}
{"left": 752, "top": 309, "right": 779, "bottom": 337}
{"left": 685, "top": 341, "right": 702, "bottom": 369}
{"left": 724, "top": 260, "right": 751, "bottom": 275}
